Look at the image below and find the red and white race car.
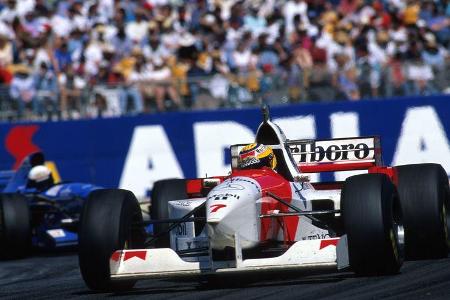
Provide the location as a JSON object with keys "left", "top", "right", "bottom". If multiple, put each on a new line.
{"left": 78, "top": 108, "right": 450, "bottom": 291}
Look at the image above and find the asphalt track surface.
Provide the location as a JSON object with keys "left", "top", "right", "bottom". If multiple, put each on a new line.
{"left": 2, "top": 249, "right": 450, "bottom": 300}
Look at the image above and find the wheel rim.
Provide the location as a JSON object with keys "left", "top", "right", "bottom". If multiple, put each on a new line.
{"left": 392, "top": 195, "right": 404, "bottom": 261}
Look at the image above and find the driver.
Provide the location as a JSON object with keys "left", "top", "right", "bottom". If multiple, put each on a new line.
{"left": 27, "top": 165, "right": 55, "bottom": 191}
{"left": 238, "top": 143, "right": 277, "bottom": 170}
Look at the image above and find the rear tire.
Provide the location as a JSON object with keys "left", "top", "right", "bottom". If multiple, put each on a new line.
{"left": 0, "top": 194, "right": 31, "bottom": 259}
{"left": 395, "top": 163, "right": 450, "bottom": 259}
{"left": 342, "top": 174, "right": 403, "bottom": 275}
{"left": 150, "top": 179, "right": 187, "bottom": 248}
{"left": 78, "top": 189, "right": 145, "bottom": 292}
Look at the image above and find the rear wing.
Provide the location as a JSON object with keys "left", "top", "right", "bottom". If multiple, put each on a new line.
{"left": 288, "top": 136, "right": 382, "bottom": 173}
{"left": 230, "top": 136, "right": 381, "bottom": 174}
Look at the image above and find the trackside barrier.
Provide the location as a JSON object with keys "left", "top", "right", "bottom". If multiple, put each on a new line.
{"left": 0, "top": 95, "right": 448, "bottom": 198}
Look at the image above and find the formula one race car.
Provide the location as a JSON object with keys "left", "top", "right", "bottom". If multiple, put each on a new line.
{"left": 78, "top": 107, "right": 450, "bottom": 291}
{"left": 0, "top": 152, "right": 100, "bottom": 259}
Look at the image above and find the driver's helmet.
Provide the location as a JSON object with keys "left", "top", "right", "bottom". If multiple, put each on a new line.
{"left": 238, "top": 143, "right": 277, "bottom": 170}
{"left": 27, "top": 165, "right": 54, "bottom": 191}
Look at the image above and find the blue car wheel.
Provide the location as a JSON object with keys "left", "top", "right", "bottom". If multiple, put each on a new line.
{"left": 0, "top": 194, "right": 31, "bottom": 259}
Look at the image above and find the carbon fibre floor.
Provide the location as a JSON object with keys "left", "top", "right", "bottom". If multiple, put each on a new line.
{"left": 1, "top": 251, "right": 449, "bottom": 299}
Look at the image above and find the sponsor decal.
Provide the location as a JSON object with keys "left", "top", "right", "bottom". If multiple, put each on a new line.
{"left": 111, "top": 250, "right": 148, "bottom": 262}
{"left": 173, "top": 201, "right": 193, "bottom": 207}
{"left": 303, "top": 233, "right": 331, "bottom": 240}
{"left": 240, "top": 150, "right": 255, "bottom": 159}
{"left": 207, "top": 193, "right": 240, "bottom": 201}
{"left": 319, "top": 238, "right": 339, "bottom": 249}
{"left": 240, "top": 157, "right": 260, "bottom": 168}
{"left": 123, "top": 250, "right": 147, "bottom": 261}
{"left": 290, "top": 140, "right": 374, "bottom": 163}
{"left": 215, "top": 183, "right": 245, "bottom": 191}
{"left": 176, "top": 223, "right": 187, "bottom": 236}
{"left": 210, "top": 204, "right": 227, "bottom": 213}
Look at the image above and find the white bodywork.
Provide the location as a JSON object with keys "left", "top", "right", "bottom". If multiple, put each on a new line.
{"left": 110, "top": 236, "right": 349, "bottom": 279}
{"left": 206, "top": 177, "right": 262, "bottom": 249}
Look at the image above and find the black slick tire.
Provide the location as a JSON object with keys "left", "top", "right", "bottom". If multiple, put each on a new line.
{"left": 150, "top": 179, "right": 187, "bottom": 248}
{"left": 78, "top": 189, "right": 145, "bottom": 292}
{"left": 395, "top": 163, "right": 450, "bottom": 259}
{"left": 342, "top": 173, "right": 403, "bottom": 275}
{"left": 0, "top": 194, "right": 31, "bottom": 259}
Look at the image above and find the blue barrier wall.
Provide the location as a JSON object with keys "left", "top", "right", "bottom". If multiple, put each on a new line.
{"left": 1, "top": 95, "right": 449, "bottom": 198}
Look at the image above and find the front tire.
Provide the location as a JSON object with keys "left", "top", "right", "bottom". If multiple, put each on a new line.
{"left": 150, "top": 179, "right": 187, "bottom": 248}
{"left": 342, "top": 174, "right": 403, "bottom": 275}
{"left": 78, "top": 189, "right": 145, "bottom": 292}
{"left": 395, "top": 163, "right": 450, "bottom": 259}
{"left": 0, "top": 194, "right": 31, "bottom": 259}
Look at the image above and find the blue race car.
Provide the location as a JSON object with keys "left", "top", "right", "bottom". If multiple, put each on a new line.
{"left": 0, "top": 152, "right": 100, "bottom": 259}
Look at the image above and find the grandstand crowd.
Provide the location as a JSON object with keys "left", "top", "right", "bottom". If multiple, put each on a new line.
{"left": 0, "top": 0, "right": 449, "bottom": 121}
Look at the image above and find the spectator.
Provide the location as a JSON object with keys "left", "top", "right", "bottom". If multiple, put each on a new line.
{"left": 255, "top": 33, "right": 283, "bottom": 71}
{"left": 324, "top": 29, "right": 356, "bottom": 75}
{"left": 355, "top": 45, "right": 374, "bottom": 99}
{"left": 146, "top": 57, "right": 183, "bottom": 111}
{"left": 84, "top": 34, "right": 103, "bottom": 77}
{"left": 283, "top": 0, "right": 309, "bottom": 35}
{"left": 119, "top": 48, "right": 145, "bottom": 114}
{"left": 0, "top": 0, "right": 18, "bottom": 24}
{"left": 143, "top": 30, "right": 170, "bottom": 64}
{"left": 112, "top": 25, "right": 133, "bottom": 61}
{"left": 9, "top": 64, "right": 36, "bottom": 120}
{"left": 208, "top": 52, "right": 230, "bottom": 107}
{"left": 59, "top": 64, "right": 86, "bottom": 119}
{"left": 332, "top": 53, "right": 360, "bottom": 100}
{"left": 50, "top": 6, "right": 74, "bottom": 38}
{"left": 231, "top": 41, "right": 253, "bottom": 72}
{"left": 244, "top": 5, "right": 267, "bottom": 37}
{"left": 425, "top": 2, "right": 450, "bottom": 46}
{"left": 21, "top": 11, "right": 41, "bottom": 38}
{"left": 67, "top": 29, "right": 85, "bottom": 64}
{"left": 34, "top": 62, "right": 59, "bottom": 120}
{"left": 289, "top": 44, "right": 313, "bottom": 101}
{"left": 403, "top": 0, "right": 421, "bottom": 26}
{"left": 33, "top": 37, "right": 52, "bottom": 72}
{"left": 386, "top": 52, "right": 408, "bottom": 97}
{"left": 54, "top": 38, "right": 72, "bottom": 72}
{"left": 406, "top": 56, "right": 437, "bottom": 96}
{"left": 125, "top": 8, "right": 148, "bottom": 44}
{"left": 88, "top": 92, "right": 109, "bottom": 118}
{"left": 422, "top": 34, "right": 446, "bottom": 70}
{"left": 0, "top": 34, "right": 13, "bottom": 66}
{"left": 367, "top": 30, "right": 392, "bottom": 97}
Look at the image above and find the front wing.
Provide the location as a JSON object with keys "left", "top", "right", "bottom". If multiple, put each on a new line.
{"left": 109, "top": 236, "right": 349, "bottom": 280}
